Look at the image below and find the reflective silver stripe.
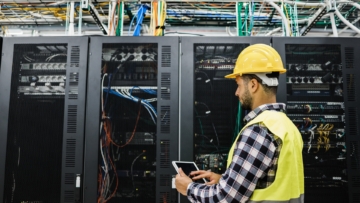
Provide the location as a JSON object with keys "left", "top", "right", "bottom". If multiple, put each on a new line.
{"left": 247, "top": 194, "right": 304, "bottom": 203}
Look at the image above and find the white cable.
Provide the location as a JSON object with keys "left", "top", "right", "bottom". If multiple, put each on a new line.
{"left": 329, "top": 13, "right": 338, "bottom": 37}
{"left": 282, "top": 0, "right": 325, "bottom": 7}
{"left": 115, "top": 89, "right": 157, "bottom": 124}
{"left": 101, "top": 74, "right": 108, "bottom": 113}
{"left": 265, "top": 27, "right": 281, "bottom": 36}
{"left": 307, "top": 124, "right": 317, "bottom": 153}
{"left": 226, "top": 26, "right": 236, "bottom": 36}
{"left": 100, "top": 139, "right": 108, "bottom": 173}
{"left": 124, "top": 90, "right": 157, "bottom": 121}
{"left": 145, "top": 105, "right": 157, "bottom": 124}
{"left": 23, "top": 55, "right": 32, "bottom": 62}
{"left": 307, "top": 130, "right": 314, "bottom": 153}
{"left": 122, "top": 88, "right": 157, "bottom": 115}
{"left": 337, "top": 17, "right": 360, "bottom": 35}
{"left": 266, "top": 0, "right": 291, "bottom": 36}
{"left": 100, "top": 122, "right": 103, "bottom": 135}
{"left": 334, "top": 7, "right": 360, "bottom": 35}
{"left": 46, "top": 54, "right": 67, "bottom": 62}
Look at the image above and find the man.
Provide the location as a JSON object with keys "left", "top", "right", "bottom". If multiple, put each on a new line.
{"left": 175, "top": 44, "right": 304, "bottom": 203}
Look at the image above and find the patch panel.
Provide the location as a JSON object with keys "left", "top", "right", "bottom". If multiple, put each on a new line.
{"left": 287, "top": 76, "right": 343, "bottom": 84}
{"left": 20, "top": 75, "right": 66, "bottom": 83}
{"left": 21, "top": 63, "right": 67, "bottom": 70}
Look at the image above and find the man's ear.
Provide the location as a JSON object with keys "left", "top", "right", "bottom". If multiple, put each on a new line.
{"left": 249, "top": 78, "right": 260, "bottom": 93}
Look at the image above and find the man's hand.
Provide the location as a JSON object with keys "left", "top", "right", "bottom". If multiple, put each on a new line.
{"left": 190, "top": 170, "right": 221, "bottom": 185}
{"left": 175, "top": 168, "right": 193, "bottom": 196}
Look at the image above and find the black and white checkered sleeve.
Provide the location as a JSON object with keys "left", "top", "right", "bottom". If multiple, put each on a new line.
{"left": 187, "top": 124, "right": 277, "bottom": 203}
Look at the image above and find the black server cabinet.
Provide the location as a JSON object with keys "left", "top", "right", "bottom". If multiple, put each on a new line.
{"left": 0, "top": 37, "right": 3, "bottom": 71}
{"left": 179, "top": 37, "right": 271, "bottom": 202}
{"left": 84, "top": 37, "right": 179, "bottom": 203}
{"left": 273, "top": 37, "right": 360, "bottom": 203}
{"left": 0, "top": 37, "right": 89, "bottom": 203}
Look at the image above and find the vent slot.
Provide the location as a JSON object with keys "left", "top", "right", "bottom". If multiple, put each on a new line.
{"left": 160, "top": 140, "right": 170, "bottom": 168}
{"left": 350, "top": 141, "right": 360, "bottom": 170}
{"left": 67, "top": 105, "right": 78, "bottom": 133}
{"left": 159, "top": 192, "right": 170, "bottom": 203}
{"left": 69, "top": 72, "right": 79, "bottom": 99}
{"left": 65, "top": 139, "right": 76, "bottom": 167}
{"left": 160, "top": 174, "right": 170, "bottom": 186}
{"left": 161, "top": 73, "right": 171, "bottom": 100}
{"left": 345, "top": 47, "right": 354, "bottom": 69}
{"left": 346, "top": 74, "right": 355, "bottom": 101}
{"left": 160, "top": 106, "right": 170, "bottom": 133}
{"left": 65, "top": 173, "right": 74, "bottom": 185}
{"left": 64, "top": 190, "right": 74, "bottom": 202}
{"left": 70, "top": 46, "right": 80, "bottom": 68}
{"left": 161, "top": 46, "right": 171, "bottom": 67}
{"left": 347, "top": 107, "right": 358, "bottom": 136}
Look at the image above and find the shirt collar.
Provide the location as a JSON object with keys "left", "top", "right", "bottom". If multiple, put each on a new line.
{"left": 244, "top": 103, "right": 286, "bottom": 123}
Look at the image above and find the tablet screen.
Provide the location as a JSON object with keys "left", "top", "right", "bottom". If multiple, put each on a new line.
{"left": 173, "top": 162, "right": 206, "bottom": 183}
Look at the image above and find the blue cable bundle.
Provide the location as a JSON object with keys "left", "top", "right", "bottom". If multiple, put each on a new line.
{"left": 129, "top": 4, "right": 150, "bottom": 36}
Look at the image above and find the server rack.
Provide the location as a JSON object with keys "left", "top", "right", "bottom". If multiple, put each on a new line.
{"left": 0, "top": 37, "right": 89, "bottom": 203}
{"left": 84, "top": 37, "right": 179, "bottom": 203}
{"left": 179, "top": 37, "right": 271, "bottom": 202}
{"left": 273, "top": 37, "right": 360, "bottom": 203}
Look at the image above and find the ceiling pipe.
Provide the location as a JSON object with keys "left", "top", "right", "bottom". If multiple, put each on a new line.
{"left": 68, "top": 1, "right": 75, "bottom": 35}
{"left": 266, "top": 0, "right": 291, "bottom": 36}
{"left": 78, "top": 0, "right": 83, "bottom": 35}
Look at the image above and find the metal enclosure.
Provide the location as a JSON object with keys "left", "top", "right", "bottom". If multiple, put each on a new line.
{"left": 273, "top": 37, "right": 360, "bottom": 203}
{"left": 84, "top": 36, "right": 179, "bottom": 203}
{"left": 179, "top": 37, "right": 271, "bottom": 202}
{"left": 0, "top": 37, "right": 89, "bottom": 202}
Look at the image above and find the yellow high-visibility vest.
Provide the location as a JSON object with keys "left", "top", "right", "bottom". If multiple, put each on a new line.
{"left": 227, "top": 110, "right": 304, "bottom": 203}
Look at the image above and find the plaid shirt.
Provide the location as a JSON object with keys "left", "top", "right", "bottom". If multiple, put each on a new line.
{"left": 187, "top": 103, "right": 285, "bottom": 203}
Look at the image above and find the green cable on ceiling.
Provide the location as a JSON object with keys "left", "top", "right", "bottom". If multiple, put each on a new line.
{"left": 115, "top": 2, "right": 124, "bottom": 36}
{"left": 244, "top": 3, "right": 249, "bottom": 36}
{"left": 247, "top": 2, "right": 255, "bottom": 36}
{"left": 236, "top": 2, "right": 244, "bottom": 36}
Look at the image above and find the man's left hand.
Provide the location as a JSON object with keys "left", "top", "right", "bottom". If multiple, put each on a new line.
{"left": 175, "top": 168, "right": 193, "bottom": 196}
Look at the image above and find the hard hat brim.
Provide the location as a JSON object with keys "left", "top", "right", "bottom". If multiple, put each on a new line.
{"left": 224, "top": 72, "right": 239, "bottom": 78}
{"left": 224, "top": 69, "right": 286, "bottom": 79}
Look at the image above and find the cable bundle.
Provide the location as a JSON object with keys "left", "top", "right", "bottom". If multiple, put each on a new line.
{"left": 151, "top": 1, "right": 167, "bottom": 36}
{"left": 130, "top": 4, "right": 150, "bottom": 36}
{"left": 315, "top": 123, "right": 334, "bottom": 152}
{"left": 108, "top": 0, "right": 124, "bottom": 36}
{"left": 98, "top": 73, "right": 157, "bottom": 202}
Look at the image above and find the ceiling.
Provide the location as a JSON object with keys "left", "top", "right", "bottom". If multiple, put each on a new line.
{"left": 0, "top": 0, "right": 359, "bottom": 37}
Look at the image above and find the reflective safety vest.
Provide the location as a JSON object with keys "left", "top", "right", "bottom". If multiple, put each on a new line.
{"left": 227, "top": 110, "right": 304, "bottom": 203}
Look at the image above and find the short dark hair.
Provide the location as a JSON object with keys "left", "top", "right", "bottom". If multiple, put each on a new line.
{"left": 242, "top": 72, "right": 279, "bottom": 95}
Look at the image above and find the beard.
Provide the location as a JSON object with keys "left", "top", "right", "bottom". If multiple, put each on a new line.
{"left": 240, "top": 88, "right": 253, "bottom": 110}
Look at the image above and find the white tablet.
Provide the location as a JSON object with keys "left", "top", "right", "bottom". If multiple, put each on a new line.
{"left": 172, "top": 161, "right": 207, "bottom": 183}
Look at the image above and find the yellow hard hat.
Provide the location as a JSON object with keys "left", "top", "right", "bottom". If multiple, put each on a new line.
{"left": 224, "top": 44, "right": 286, "bottom": 79}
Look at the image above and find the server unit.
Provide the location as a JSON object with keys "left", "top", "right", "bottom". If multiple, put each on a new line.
{"left": 0, "top": 37, "right": 89, "bottom": 202}
{"left": 179, "top": 37, "right": 271, "bottom": 202}
{"left": 84, "top": 37, "right": 179, "bottom": 203}
{"left": 273, "top": 37, "right": 360, "bottom": 203}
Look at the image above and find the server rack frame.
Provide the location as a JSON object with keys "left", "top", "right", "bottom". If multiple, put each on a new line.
{"left": 0, "top": 36, "right": 89, "bottom": 202}
{"left": 83, "top": 36, "right": 180, "bottom": 203}
{"left": 179, "top": 36, "right": 271, "bottom": 203}
{"left": 272, "top": 37, "right": 360, "bottom": 203}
